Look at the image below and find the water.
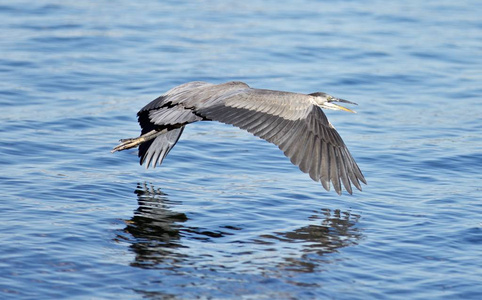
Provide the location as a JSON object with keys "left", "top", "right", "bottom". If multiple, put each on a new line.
{"left": 1, "top": 0, "right": 481, "bottom": 299}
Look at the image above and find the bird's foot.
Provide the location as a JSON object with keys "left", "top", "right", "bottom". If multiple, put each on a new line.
{"left": 111, "top": 137, "right": 144, "bottom": 153}
{"left": 111, "top": 129, "right": 166, "bottom": 153}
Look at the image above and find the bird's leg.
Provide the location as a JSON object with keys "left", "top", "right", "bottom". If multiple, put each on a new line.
{"left": 111, "top": 129, "right": 166, "bottom": 153}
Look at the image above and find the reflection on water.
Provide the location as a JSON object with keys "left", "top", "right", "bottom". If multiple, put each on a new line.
{"left": 263, "top": 209, "right": 362, "bottom": 252}
{"left": 285, "top": 209, "right": 362, "bottom": 254}
{"left": 117, "top": 183, "right": 188, "bottom": 268}
{"left": 270, "top": 209, "right": 362, "bottom": 275}
{"left": 118, "top": 183, "right": 363, "bottom": 277}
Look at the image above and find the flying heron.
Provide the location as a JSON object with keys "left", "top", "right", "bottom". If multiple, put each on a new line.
{"left": 112, "top": 81, "right": 366, "bottom": 195}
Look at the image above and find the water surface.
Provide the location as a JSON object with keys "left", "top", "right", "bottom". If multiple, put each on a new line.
{"left": 1, "top": 1, "right": 481, "bottom": 299}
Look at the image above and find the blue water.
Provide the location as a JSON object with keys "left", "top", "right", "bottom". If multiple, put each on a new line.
{"left": 1, "top": 0, "right": 482, "bottom": 299}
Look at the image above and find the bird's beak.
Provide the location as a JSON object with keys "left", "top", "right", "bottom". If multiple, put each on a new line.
{"left": 324, "top": 98, "right": 358, "bottom": 113}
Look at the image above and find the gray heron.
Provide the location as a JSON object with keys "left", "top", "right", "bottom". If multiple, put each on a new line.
{"left": 112, "top": 81, "right": 366, "bottom": 195}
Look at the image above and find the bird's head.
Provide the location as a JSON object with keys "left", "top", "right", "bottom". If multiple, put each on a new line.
{"left": 310, "top": 92, "right": 357, "bottom": 113}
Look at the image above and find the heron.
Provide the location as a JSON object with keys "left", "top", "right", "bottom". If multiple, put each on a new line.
{"left": 112, "top": 81, "right": 366, "bottom": 195}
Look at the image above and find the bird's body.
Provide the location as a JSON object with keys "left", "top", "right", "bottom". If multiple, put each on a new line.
{"left": 112, "top": 81, "right": 366, "bottom": 195}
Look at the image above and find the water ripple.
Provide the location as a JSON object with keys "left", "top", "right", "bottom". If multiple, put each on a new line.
{"left": 1, "top": 0, "right": 482, "bottom": 299}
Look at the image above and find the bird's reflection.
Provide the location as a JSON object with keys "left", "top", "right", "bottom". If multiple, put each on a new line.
{"left": 118, "top": 183, "right": 363, "bottom": 275}
{"left": 118, "top": 183, "right": 188, "bottom": 268}
{"left": 283, "top": 209, "right": 361, "bottom": 254}
{"left": 263, "top": 209, "right": 363, "bottom": 275}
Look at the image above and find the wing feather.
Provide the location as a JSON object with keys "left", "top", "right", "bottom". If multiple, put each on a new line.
{"left": 300, "top": 133, "right": 315, "bottom": 175}
{"left": 337, "top": 147, "right": 353, "bottom": 194}
{"left": 283, "top": 128, "right": 307, "bottom": 166}
{"left": 195, "top": 94, "right": 365, "bottom": 194}
{"left": 138, "top": 127, "right": 185, "bottom": 168}
{"left": 320, "top": 141, "right": 331, "bottom": 191}
{"left": 285, "top": 125, "right": 310, "bottom": 167}
{"left": 329, "top": 146, "right": 341, "bottom": 195}
{"left": 258, "top": 118, "right": 293, "bottom": 141}
{"left": 309, "top": 137, "right": 322, "bottom": 181}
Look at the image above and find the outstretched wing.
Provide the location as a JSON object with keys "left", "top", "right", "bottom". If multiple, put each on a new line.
{"left": 194, "top": 87, "right": 366, "bottom": 195}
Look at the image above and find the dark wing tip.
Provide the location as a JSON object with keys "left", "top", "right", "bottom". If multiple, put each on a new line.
{"left": 138, "top": 127, "right": 185, "bottom": 169}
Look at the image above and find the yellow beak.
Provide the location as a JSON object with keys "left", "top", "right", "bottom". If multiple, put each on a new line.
{"left": 322, "top": 102, "right": 357, "bottom": 113}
